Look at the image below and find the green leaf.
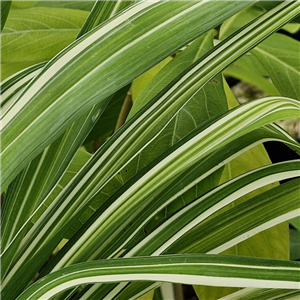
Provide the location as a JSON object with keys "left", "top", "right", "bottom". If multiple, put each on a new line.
{"left": 1, "top": 0, "right": 256, "bottom": 190}
{"left": 83, "top": 84, "right": 131, "bottom": 146}
{"left": 290, "top": 216, "right": 300, "bottom": 231}
{"left": 30, "top": 148, "right": 91, "bottom": 225}
{"left": 219, "top": 5, "right": 265, "bottom": 40}
{"left": 224, "top": 53, "right": 280, "bottom": 96}
{"left": 220, "top": 6, "right": 281, "bottom": 96}
{"left": 252, "top": 33, "right": 300, "bottom": 100}
{"left": 282, "top": 23, "right": 300, "bottom": 34}
{"left": 32, "top": 1, "right": 95, "bottom": 11}
{"left": 1, "top": 7, "right": 88, "bottom": 78}
{"left": 131, "top": 56, "right": 173, "bottom": 103}
{"left": 11, "top": 0, "right": 93, "bottom": 10}
{"left": 255, "top": 1, "right": 283, "bottom": 12}
{"left": 1, "top": 0, "right": 11, "bottom": 32}
{"left": 290, "top": 228, "right": 300, "bottom": 261}
{"left": 15, "top": 254, "right": 300, "bottom": 300}
{"left": 11, "top": 1, "right": 37, "bottom": 9}
{"left": 124, "top": 31, "right": 226, "bottom": 177}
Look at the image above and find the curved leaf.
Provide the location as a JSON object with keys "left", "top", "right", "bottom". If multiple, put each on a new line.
{"left": 16, "top": 254, "right": 300, "bottom": 300}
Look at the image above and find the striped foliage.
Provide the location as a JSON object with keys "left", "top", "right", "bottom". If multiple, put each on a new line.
{"left": 1, "top": 0, "right": 254, "bottom": 190}
{"left": 1, "top": 1, "right": 300, "bottom": 300}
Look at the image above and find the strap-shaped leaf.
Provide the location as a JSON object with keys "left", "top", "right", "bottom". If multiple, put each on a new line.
{"left": 16, "top": 254, "right": 300, "bottom": 300}
{"left": 1, "top": 0, "right": 253, "bottom": 190}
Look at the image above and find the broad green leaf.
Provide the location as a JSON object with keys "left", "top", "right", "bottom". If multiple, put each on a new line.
{"left": 252, "top": 33, "right": 300, "bottom": 100}
{"left": 131, "top": 57, "right": 173, "bottom": 103}
{"left": 11, "top": 1, "right": 90, "bottom": 11}
{"left": 224, "top": 53, "right": 280, "bottom": 96}
{"left": 1, "top": 7, "right": 88, "bottom": 78}
{"left": 282, "top": 23, "right": 300, "bottom": 34}
{"left": 1, "top": 0, "right": 11, "bottom": 31}
{"left": 32, "top": 1, "right": 95, "bottom": 11}
{"left": 123, "top": 31, "right": 227, "bottom": 182}
{"left": 219, "top": 5, "right": 265, "bottom": 40}
{"left": 15, "top": 254, "right": 300, "bottom": 300}
{"left": 1, "top": 0, "right": 257, "bottom": 190}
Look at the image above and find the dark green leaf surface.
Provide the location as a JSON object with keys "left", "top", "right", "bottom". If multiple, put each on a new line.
{"left": 1, "top": 0, "right": 11, "bottom": 32}
{"left": 83, "top": 84, "right": 131, "bottom": 145}
{"left": 290, "top": 228, "right": 300, "bottom": 261}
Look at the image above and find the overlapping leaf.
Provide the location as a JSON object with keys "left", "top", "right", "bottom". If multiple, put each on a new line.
{"left": 1, "top": 0, "right": 252, "bottom": 190}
